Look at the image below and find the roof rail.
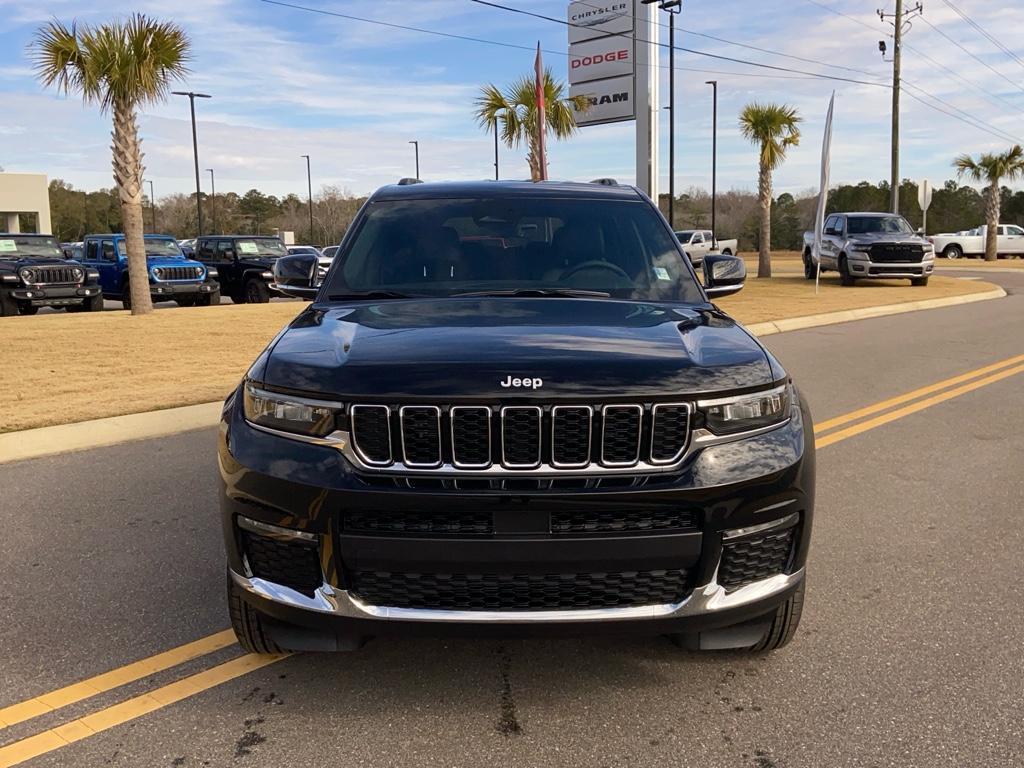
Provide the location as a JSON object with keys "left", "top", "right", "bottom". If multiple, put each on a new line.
{"left": 590, "top": 177, "right": 619, "bottom": 186}
{"left": 397, "top": 177, "right": 423, "bottom": 185}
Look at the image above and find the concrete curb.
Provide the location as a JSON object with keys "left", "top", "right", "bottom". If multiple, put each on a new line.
{"left": 744, "top": 286, "right": 1006, "bottom": 337}
{"left": 0, "top": 285, "right": 1006, "bottom": 464}
{"left": 0, "top": 402, "right": 223, "bottom": 465}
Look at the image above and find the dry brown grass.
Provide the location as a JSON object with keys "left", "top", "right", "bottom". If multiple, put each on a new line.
{"left": 0, "top": 274, "right": 1000, "bottom": 432}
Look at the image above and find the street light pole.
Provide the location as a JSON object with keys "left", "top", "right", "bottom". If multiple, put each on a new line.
{"left": 147, "top": 180, "right": 157, "bottom": 233}
{"left": 171, "top": 91, "right": 211, "bottom": 237}
{"left": 206, "top": 169, "right": 216, "bottom": 233}
{"left": 643, "top": 1, "right": 681, "bottom": 227}
{"left": 706, "top": 80, "right": 718, "bottom": 248}
{"left": 409, "top": 140, "right": 420, "bottom": 179}
{"left": 493, "top": 125, "right": 500, "bottom": 180}
{"left": 301, "top": 155, "right": 314, "bottom": 245}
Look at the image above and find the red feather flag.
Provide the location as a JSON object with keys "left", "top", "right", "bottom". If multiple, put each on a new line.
{"left": 534, "top": 41, "right": 548, "bottom": 181}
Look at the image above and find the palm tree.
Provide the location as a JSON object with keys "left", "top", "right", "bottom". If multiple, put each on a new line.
{"left": 475, "top": 69, "right": 589, "bottom": 181}
{"left": 33, "top": 15, "right": 190, "bottom": 315}
{"left": 953, "top": 145, "right": 1024, "bottom": 261}
{"left": 739, "top": 103, "right": 802, "bottom": 278}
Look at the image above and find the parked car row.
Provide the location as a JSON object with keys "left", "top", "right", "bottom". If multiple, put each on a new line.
{"left": 1, "top": 233, "right": 337, "bottom": 315}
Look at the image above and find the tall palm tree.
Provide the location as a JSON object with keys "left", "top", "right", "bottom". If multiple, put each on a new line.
{"left": 953, "top": 145, "right": 1024, "bottom": 261}
{"left": 475, "top": 69, "right": 589, "bottom": 181}
{"left": 739, "top": 103, "right": 802, "bottom": 278}
{"left": 33, "top": 15, "right": 190, "bottom": 315}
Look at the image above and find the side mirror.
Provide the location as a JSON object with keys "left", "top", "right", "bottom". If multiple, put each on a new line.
{"left": 703, "top": 253, "right": 746, "bottom": 298}
{"left": 272, "top": 252, "right": 321, "bottom": 301}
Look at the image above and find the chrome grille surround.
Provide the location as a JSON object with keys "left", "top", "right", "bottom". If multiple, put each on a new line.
{"left": 550, "top": 405, "right": 593, "bottom": 469}
{"left": 450, "top": 406, "right": 492, "bottom": 469}
{"left": 399, "top": 405, "right": 443, "bottom": 468}
{"left": 349, "top": 405, "right": 392, "bottom": 466}
{"left": 600, "top": 404, "right": 643, "bottom": 467}
{"left": 650, "top": 403, "right": 693, "bottom": 465}
{"left": 500, "top": 406, "right": 543, "bottom": 469}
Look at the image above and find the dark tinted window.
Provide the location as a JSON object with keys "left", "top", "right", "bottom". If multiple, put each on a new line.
{"left": 327, "top": 197, "right": 703, "bottom": 302}
{"left": 0, "top": 235, "right": 62, "bottom": 258}
{"left": 197, "top": 239, "right": 215, "bottom": 259}
{"left": 847, "top": 215, "right": 913, "bottom": 235}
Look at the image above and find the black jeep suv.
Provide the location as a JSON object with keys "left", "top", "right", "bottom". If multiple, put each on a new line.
{"left": 194, "top": 235, "right": 287, "bottom": 303}
{"left": 219, "top": 180, "right": 815, "bottom": 654}
{"left": 0, "top": 233, "right": 103, "bottom": 316}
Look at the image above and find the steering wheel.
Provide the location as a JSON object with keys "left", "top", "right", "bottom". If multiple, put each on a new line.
{"left": 560, "top": 260, "right": 631, "bottom": 282}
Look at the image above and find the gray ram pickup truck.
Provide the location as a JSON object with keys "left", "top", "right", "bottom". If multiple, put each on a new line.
{"left": 802, "top": 212, "right": 935, "bottom": 286}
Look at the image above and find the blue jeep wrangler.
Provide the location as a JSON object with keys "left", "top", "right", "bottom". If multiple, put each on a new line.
{"left": 81, "top": 234, "right": 220, "bottom": 309}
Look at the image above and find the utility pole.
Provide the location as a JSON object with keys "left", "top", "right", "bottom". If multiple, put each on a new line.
{"left": 493, "top": 125, "right": 500, "bottom": 180}
{"left": 878, "top": 1, "right": 922, "bottom": 214}
{"left": 706, "top": 80, "right": 718, "bottom": 248}
{"left": 300, "top": 155, "right": 313, "bottom": 245}
{"left": 644, "top": 1, "right": 680, "bottom": 225}
{"left": 147, "top": 180, "right": 156, "bottom": 233}
{"left": 171, "top": 91, "right": 212, "bottom": 237}
{"left": 206, "top": 169, "right": 216, "bottom": 233}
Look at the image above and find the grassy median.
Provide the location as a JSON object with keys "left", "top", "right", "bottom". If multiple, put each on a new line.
{"left": 1, "top": 273, "right": 1000, "bottom": 433}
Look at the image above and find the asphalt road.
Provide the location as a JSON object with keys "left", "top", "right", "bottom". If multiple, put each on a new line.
{"left": 2, "top": 271, "right": 1022, "bottom": 767}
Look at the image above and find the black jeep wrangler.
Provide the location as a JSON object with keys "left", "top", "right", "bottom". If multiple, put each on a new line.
{"left": 194, "top": 235, "right": 287, "bottom": 303}
{"left": 0, "top": 233, "right": 103, "bottom": 316}
{"left": 219, "top": 180, "right": 815, "bottom": 654}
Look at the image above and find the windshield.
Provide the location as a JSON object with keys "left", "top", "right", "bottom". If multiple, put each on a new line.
{"left": 237, "top": 238, "right": 287, "bottom": 257}
{"left": 116, "top": 238, "right": 183, "bottom": 258}
{"left": 675, "top": 231, "right": 695, "bottom": 241}
{"left": 847, "top": 216, "right": 914, "bottom": 235}
{"left": 0, "top": 235, "right": 62, "bottom": 259}
{"left": 326, "top": 197, "right": 704, "bottom": 303}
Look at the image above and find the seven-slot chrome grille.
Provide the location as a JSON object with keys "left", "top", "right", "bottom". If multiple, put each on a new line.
{"left": 20, "top": 265, "right": 82, "bottom": 285}
{"left": 348, "top": 402, "right": 692, "bottom": 474}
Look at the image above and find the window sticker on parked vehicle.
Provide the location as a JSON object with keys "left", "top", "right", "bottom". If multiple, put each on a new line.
{"left": 653, "top": 266, "right": 670, "bottom": 281}
{"left": 0, "top": 240, "right": 17, "bottom": 252}
{"left": 238, "top": 242, "right": 260, "bottom": 254}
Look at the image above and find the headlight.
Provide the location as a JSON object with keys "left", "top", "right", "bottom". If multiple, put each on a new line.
{"left": 153, "top": 267, "right": 164, "bottom": 279}
{"left": 194, "top": 266, "right": 203, "bottom": 277}
{"left": 72, "top": 267, "right": 84, "bottom": 281}
{"left": 698, "top": 385, "right": 789, "bottom": 435}
{"left": 850, "top": 244, "right": 872, "bottom": 252}
{"left": 243, "top": 383, "right": 341, "bottom": 437}
{"left": 19, "top": 268, "right": 33, "bottom": 282}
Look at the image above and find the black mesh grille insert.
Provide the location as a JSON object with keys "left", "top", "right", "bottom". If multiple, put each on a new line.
{"left": 551, "top": 508, "right": 697, "bottom": 533}
{"left": 351, "top": 406, "right": 392, "bottom": 465}
{"left": 451, "top": 407, "right": 491, "bottom": 467}
{"left": 551, "top": 406, "right": 592, "bottom": 467}
{"left": 651, "top": 405, "right": 690, "bottom": 463}
{"left": 351, "top": 569, "right": 689, "bottom": 610}
{"left": 602, "top": 406, "right": 642, "bottom": 465}
{"left": 869, "top": 243, "right": 923, "bottom": 263}
{"left": 343, "top": 510, "right": 494, "bottom": 535}
{"left": 719, "top": 527, "right": 796, "bottom": 591}
{"left": 502, "top": 407, "right": 541, "bottom": 467}
{"left": 401, "top": 407, "right": 441, "bottom": 466}
{"left": 242, "top": 533, "right": 321, "bottom": 596}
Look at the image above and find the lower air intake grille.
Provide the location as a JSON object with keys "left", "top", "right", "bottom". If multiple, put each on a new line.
{"left": 551, "top": 508, "right": 697, "bottom": 534}
{"left": 242, "top": 532, "right": 322, "bottom": 596}
{"left": 343, "top": 510, "right": 494, "bottom": 535}
{"left": 351, "top": 570, "right": 690, "bottom": 611}
{"left": 718, "top": 527, "right": 796, "bottom": 592}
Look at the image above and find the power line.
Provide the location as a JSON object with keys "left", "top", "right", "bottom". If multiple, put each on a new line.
{"left": 901, "top": 82, "right": 1024, "bottom": 144}
{"left": 917, "top": 15, "right": 1024, "bottom": 96}
{"left": 801, "top": 0, "right": 878, "bottom": 31}
{"left": 902, "top": 41, "right": 1024, "bottom": 118}
{"left": 939, "top": 0, "right": 1024, "bottom": 73}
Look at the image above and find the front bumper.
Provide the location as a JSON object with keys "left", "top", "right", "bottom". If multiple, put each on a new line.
{"left": 847, "top": 253, "right": 935, "bottom": 278}
{"left": 8, "top": 284, "right": 102, "bottom": 306}
{"left": 149, "top": 280, "right": 218, "bottom": 298}
{"left": 219, "top": 385, "right": 814, "bottom": 641}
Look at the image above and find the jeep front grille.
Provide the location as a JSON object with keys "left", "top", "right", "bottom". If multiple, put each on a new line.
{"left": 21, "top": 266, "right": 81, "bottom": 285}
{"left": 347, "top": 402, "right": 692, "bottom": 474}
{"left": 154, "top": 265, "right": 202, "bottom": 281}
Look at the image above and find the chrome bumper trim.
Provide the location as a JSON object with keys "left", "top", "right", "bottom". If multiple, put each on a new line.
{"left": 229, "top": 567, "right": 804, "bottom": 624}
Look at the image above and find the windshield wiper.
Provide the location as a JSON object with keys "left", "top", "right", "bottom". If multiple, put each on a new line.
{"left": 327, "top": 290, "right": 419, "bottom": 300}
{"left": 452, "top": 288, "right": 612, "bottom": 299}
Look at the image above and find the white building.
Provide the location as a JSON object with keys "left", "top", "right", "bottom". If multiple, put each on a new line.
{"left": 0, "top": 173, "right": 52, "bottom": 234}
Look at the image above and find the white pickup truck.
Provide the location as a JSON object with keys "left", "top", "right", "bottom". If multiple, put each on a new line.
{"left": 930, "top": 224, "right": 1024, "bottom": 259}
{"left": 674, "top": 229, "right": 738, "bottom": 265}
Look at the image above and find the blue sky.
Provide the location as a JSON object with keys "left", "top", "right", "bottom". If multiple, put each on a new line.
{"left": 1, "top": 0, "right": 1023, "bottom": 201}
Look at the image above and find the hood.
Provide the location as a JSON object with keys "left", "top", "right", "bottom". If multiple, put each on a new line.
{"left": 849, "top": 232, "right": 928, "bottom": 245}
{"left": 0, "top": 256, "right": 77, "bottom": 270}
{"left": 260, "top": 298, "right": 774, "bottom": 399}
{"left": 144, "top": 255, "right": 204, "bottom": 268}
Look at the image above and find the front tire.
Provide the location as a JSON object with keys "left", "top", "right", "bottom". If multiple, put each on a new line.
{"left": 196, "top": 288, "right": 221, "bottom": 306}
{"left": 943, "top": 244, "right": 962, "bottom": 260}
{"left": 83, "top": 293, "right": 105, "bottom": 312}
{"left": 17, "top": 304, "right": 38, "bottom": 316}
{"left": 747, "top": 578, "right": 805, "bottom": 652}
{"left": 803, "top": 252, "right": 815, "bottom": 280}
{"left": 244, "top": 278, "right": 271, "bottom": 304}
{"left": 839, "top": 256, "right": 855, "bottom": 286}
{"left": 121, "top": 281, "right": 132, "bottom": 311}
{"left": 911, "top": 276, "right": 929, "bottom": 287}
{"left": 227, "top": 573, "right": 283, "bottom": 655}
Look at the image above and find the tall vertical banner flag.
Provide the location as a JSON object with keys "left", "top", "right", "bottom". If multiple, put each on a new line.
{"left": 814, "top": 92, "right": 836, "bottom": 295}
{"left": 535, "top": 42, "right": 548, "bottom": 181}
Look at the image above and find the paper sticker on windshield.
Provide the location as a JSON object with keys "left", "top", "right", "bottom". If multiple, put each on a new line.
{"left": 238, "top": 242, "right": 259, "bottom": 254}
{"left": 0, "top": 240, "right": 17, "bottom": 252}
{"left": 653, "top": 266, "right": 671, "bottom": 281}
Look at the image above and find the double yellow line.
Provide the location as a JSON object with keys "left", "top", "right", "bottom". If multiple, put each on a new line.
{"left": 2, "top": 352, "right": 1023, "bottom": 767}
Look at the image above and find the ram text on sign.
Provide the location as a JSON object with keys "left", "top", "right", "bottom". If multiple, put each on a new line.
{"left": 567, "top": 0, "right": 633, "bottom": 44}
{"left": 570, "top": 75, "right": 635, "bottom": 126}
{"left": 568, "top": 36, "right": 634, "bottom": 85}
